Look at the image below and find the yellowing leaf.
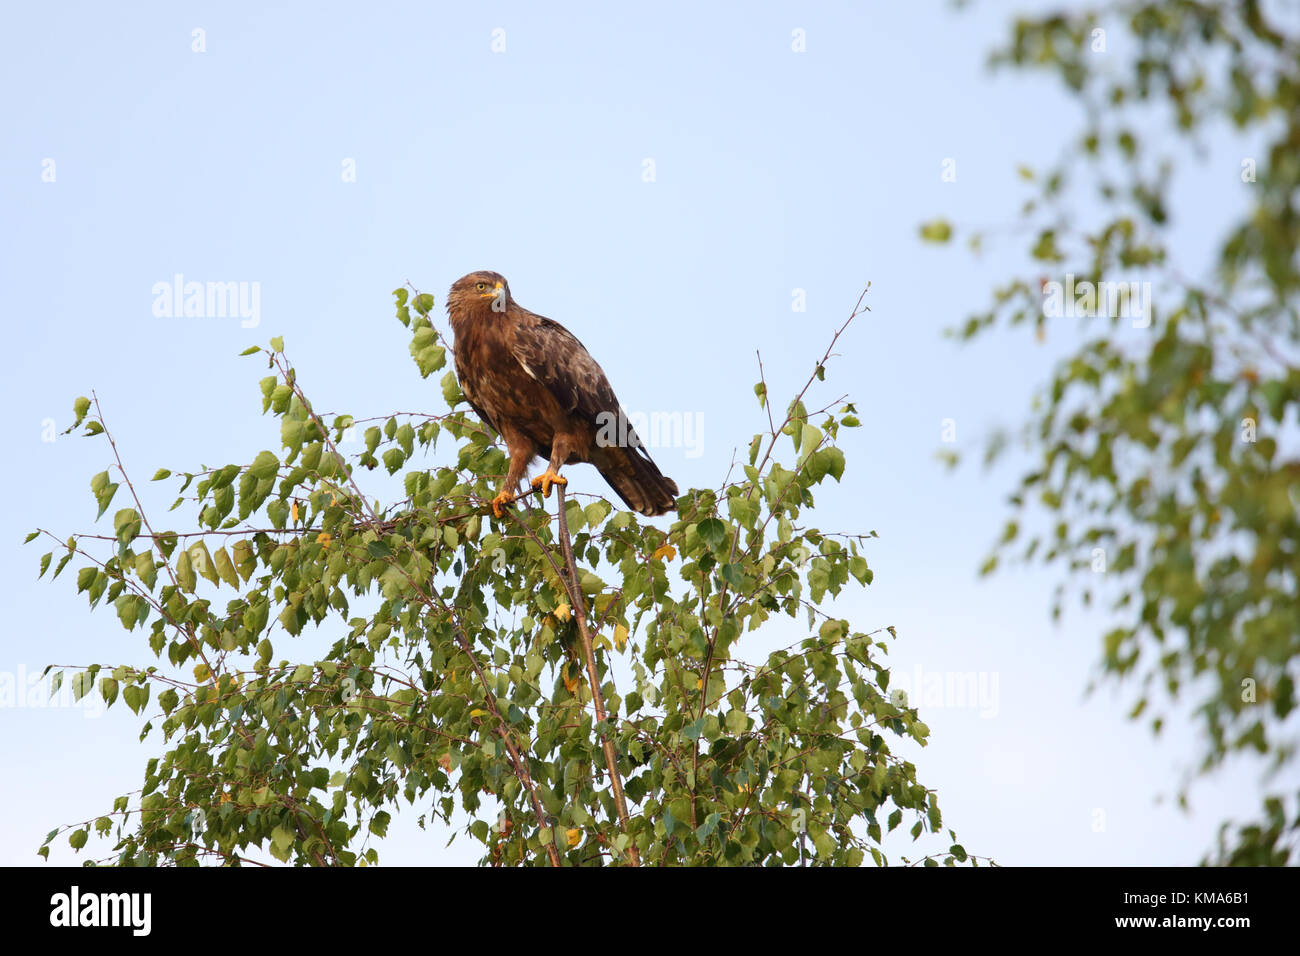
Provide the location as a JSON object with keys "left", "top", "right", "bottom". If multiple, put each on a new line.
{"left": 213, "top": 546, "right": 240, "bottom": 588}
{"left": 613, "top": 624, "right": 628, "bottom": 650}
{"left": 566, "top": 828, "right": 582, "bottom": 848}
{"left": 193, "top": 662, "right": 210, "bottom": 682}
{"left": 652, "top": 543, "right": 676, "bottom": 562}
{"left": 554, "top": 603, "right": 571, "bottom": 622}
{"left": 290, "top": 500, "right": 299, "bottom": 523}
{"left": 188, "top": 541, "right": 218, "bottom": 587}
{"left": 316, "top": 532, "right": 332, "bottom": 548}
{"left": 176, "top": 549, "right": 196, "bottom": 592}
{"left": 189, "top": 541, "right": 219, "bottom": 585}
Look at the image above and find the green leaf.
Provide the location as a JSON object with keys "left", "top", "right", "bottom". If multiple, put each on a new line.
{"left": 123, "top": 683, "right": 148, "bottom": 715}
{"left": 919, "top": 219, "right": 953, "bottom": 243}
{"left": 584, "top": 500, "right": 611, "bottom": 527}
{"left": 90, "top": 470, "right": 120, "bottom": 519}
{"left": 395, "top": 423, "right": 415, "bottom": 456}
{"left": 76, "top": 566, "right": 97, "bottom": 594}
{"left": 806, "top": 446, "right": 846, "bottom": 483}
{"left": 279, "top": 603, "right": 302, "bottom": 636}
{"left": 441, "top": 371, "right": 464, "bottom": 408}
{"left": 697, "top": 518, "right": 727, "bottom": 552}
{"left": 231, "top": 539, "right": 255, "bottom": 582}
{"left": 249, "top": 450, "right": 279, "bottom": 481}
{"left": 270, "top": 824, "right": 295, "bottom": 859}
{"left": 719, "top": 562, "right": 745, "bottom": 588}
{"left": 281, "top": 418, "right": 304, "bottom": 460}
{"left": 176, "top": 549, "right": 196, "bottom": 592}
{"left": 114, "top": 594, "right": 143, "bottom": 630}
{"left": 410, "top": 327, "right": 446, "bottom": 378}
{"left": 728, "top": 495, "right": 758, "bottom": 529}
{"left": 113, "top": 508, "right": 142, "bottom": 549}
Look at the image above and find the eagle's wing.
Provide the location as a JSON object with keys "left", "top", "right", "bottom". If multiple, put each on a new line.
{"left": 510, "top": 311, "right": 678, "bottom": 516}
{"left": 510, "top": 314, "right": 625, "bottom": 432}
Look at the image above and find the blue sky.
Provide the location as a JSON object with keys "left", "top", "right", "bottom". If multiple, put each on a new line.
{"left": 1, "top": 1, "right": 1278, "bottom": 865}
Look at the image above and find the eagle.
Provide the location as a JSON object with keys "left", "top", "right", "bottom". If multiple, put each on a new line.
{"left": 445, "top": 270, "right": 679, "bottom": 519}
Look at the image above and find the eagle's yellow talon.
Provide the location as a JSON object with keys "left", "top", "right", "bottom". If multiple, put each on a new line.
{"left": 530, "top": 470, "right": 568, "bottom": 499}
{"left": 491, "top": 490, "right": 516, "bottom": 518}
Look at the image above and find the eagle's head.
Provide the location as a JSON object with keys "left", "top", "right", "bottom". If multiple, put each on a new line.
{"left": 447, "top": 271, "right": 511, "bottom": 317}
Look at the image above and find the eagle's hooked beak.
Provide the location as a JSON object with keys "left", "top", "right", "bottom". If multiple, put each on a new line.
{"left": 479, "top": 282, "right": 504, "bottom": 299}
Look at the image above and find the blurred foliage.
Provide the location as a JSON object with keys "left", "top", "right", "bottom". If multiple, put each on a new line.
{"left": 931, "top": 0, "right": 1299, "bottom": 864}
{"left": 30, "top": 288, "right": 980, "bottom": 866}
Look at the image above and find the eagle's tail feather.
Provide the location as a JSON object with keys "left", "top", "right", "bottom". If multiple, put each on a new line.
{"left": 592, "top": 446, "right": 679, "bottom": 517}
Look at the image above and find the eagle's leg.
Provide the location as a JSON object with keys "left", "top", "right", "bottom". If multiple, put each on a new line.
{"left": 492, "top": 445, "right": 533, "bottom": 518}
{"left": 490, "top": 488, "right": 516, "bottom": 519}
{"left": 530, "top": 436, "right": 572, "bottom": 500}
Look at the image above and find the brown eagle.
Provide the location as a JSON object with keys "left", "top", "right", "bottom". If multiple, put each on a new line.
{"left": 446, "top": 270, "right": 679, "bottom": 518}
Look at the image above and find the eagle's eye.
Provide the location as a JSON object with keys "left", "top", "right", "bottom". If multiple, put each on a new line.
{"left": 475, "top": 281, "right": 487, "bottom": 292}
